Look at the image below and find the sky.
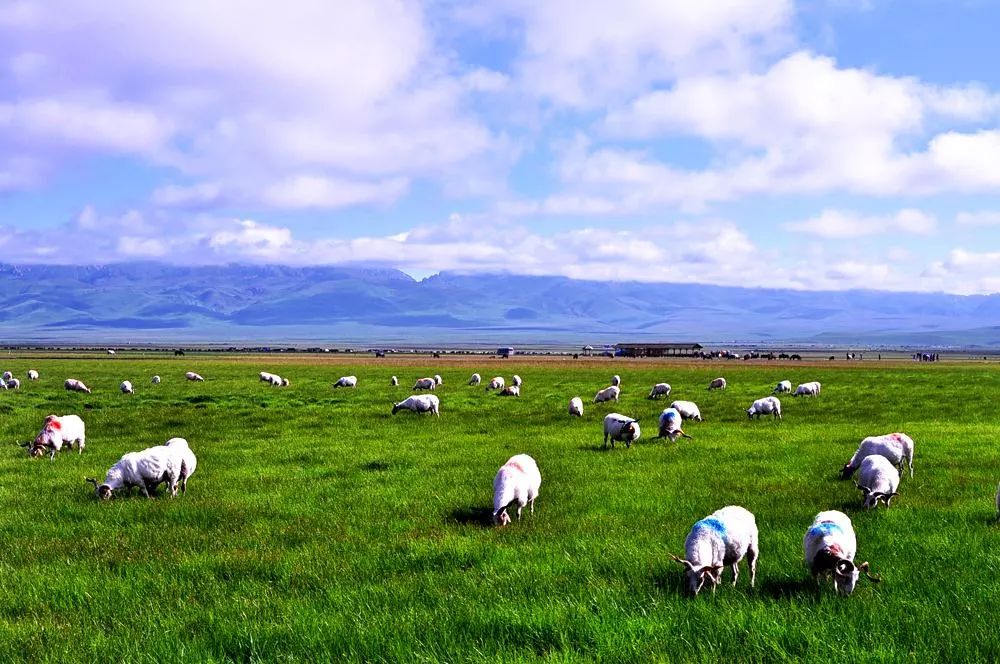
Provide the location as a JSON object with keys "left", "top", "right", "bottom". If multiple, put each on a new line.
{"left": 1, "top": 0, "right": 999, "bottom": 294}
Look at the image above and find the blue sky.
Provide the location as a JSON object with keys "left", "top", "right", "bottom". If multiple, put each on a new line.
{"left": 1, "top": 0, "right": 999, "bottom": 293}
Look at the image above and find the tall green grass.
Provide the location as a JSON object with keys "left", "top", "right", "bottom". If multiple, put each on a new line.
{"left": 0, "top": 357, "right": 997, "bottom": 661}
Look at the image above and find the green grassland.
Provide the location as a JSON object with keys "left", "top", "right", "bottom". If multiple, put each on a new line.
{"left": 0, "top": 356, "right": 998, "bottom": 662}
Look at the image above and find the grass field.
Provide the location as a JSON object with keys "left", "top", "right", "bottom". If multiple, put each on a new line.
{"left": 0, "top": 355, "right": 998, "bottom": 662}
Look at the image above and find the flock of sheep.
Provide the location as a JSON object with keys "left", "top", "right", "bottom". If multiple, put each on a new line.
{"left": 7, "top": 362, "right": 982, "bottom": 598}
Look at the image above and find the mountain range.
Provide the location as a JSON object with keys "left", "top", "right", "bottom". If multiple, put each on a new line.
{"left": 0, "top": 263, "right": 997, "bottom": 347}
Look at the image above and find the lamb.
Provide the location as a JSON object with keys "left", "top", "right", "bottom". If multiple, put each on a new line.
{"left": 647, "top": 383, "right": 672, "bottom": 399}
{"left": 392, "top": 394, "right": 440, "bottom": 417}
{"left": 670, "top": 506, "right": 759, "bottom": 596}
{"left": 855, "top": 455, "right": 900, "bottom": 509}
{"left": 568, "top": 397, "right": 584, "bottom": 417}
{"left": 185, "top": 371, "right": 204, "bottom": 382}
{"left": 151, "top": 375, "right": 161, "bottom": 384}
{"left": 803, "top": 510, "right": 880, "bottom": 595}
{"left": 120, "top": 380, "right": 134, "bottom": 395}
{"left": 86, "top": 444, "right": 183, "bottom": 500}
{"left": 746, "top": 396, "right": 781, "bottom": 420}
{"left": 468, "top": 373, "right": 481, "bottom": 386}
{"left": 794, "top": 381, "right": 821, "bottom": 397}
{"left": 708, "top": 377, "right": 727, "bottom": 390}
{"left": 498, "top": 385, "right": 520, "bottom": 397}
{"left": 391, "top": 375, "right": 399, "bottom": 386}
{"left": 593, "top": 385, "right": 620, "bottom": 403}
{"left": 333, "top": 375, "right": 358, "bottom": 388}
{"left": 492, "top": 454, "right": 541, "bottom": 526}
{"left": 64, "top": 378, "right": 92, "bottom": 394}
{"left": 412, "top": 377, "right": 437, "bottom": 391}
{"left": 657, "top": 408, "right": 692, "bottom": 441}
{"left": 841, "top": 432, "right": 915, "bottom": 479}
{"left": 611, "top": 374, "right": 621, "bottom": 387}
{"left": 6, "top": 378, "right": 19, "bottom": 390}
{"left": 486, "top": 376, "right": 505, "bottom": 391}
{"left": 670, "top": 400, "right": 703, "bottom": 421}
{"left": 25, "top": 414, "right": 86, "bottom": 461}
{"left": 165, "top": 437, "right": 198, "bottom": 495}
{"left": 603, "top": 413, "right": 641, "bottom": 448}
{"left": 434, "top": 374, "right": 443, "bottom": 386}
{"left": 512, "top": 374, "right": 523, "bottom": 387}
{"left": 27, "top": 369, "right": 39, "bottom": 381}
{"left": 773, "top": 380, "right": 792, "bottom": 394}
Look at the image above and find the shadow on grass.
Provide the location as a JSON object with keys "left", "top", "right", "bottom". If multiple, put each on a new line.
{"left": 757, "top": 577, "right": 820, "bottom": 600}
{"left": 576, "top": 444, "right": 619, "bottom": 453}
{"left": 362, "top": 460, "right": 391, "bottom": 472}
{"left": 450, "top": 506, "right": 494, "bottom": 527}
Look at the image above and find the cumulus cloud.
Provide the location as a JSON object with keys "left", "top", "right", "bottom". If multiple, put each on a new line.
{"left": 785, "top": 209, "right": 937, "bottom": 239}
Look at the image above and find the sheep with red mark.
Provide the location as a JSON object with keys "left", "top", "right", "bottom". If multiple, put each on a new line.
{"left": 25, "top": 414, "right": 86, "bottom": 461}
{"left": 670, "top": 506, "right": 758, "bottom": 596}
{"left": 841, "top": 432, "right": 915, "bottom": 479}
{"left": 803, "top": 510, "right": 880, "bottom": 595}
{"left": 492, "top": 454, "right": 541, "bottom": 526}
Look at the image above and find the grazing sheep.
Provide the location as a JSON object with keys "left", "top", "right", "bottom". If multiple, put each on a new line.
{"left": 773, "top": 380, "right": 792, "bottom": 394}
{"left": 64, "top": 378, "right": 92, "bottom": 394}
{"left": 281, "top": 377, "right": 290, "bottom": 387}
{"left": 107, "top": 349, "right": 116, "bottom": 355}
{"left": 746, "top": 396, "right": 781, "bottom": 420}
{"left": 434, "top": 374, "right": 443, "bottom": 386}
{"left": 670, "top": 506, "right": 759, "bottom": 596}
{"left": 468, "top": 373, "right": 481, "bottom": 386}
{"left": 708, "top": 377, "right": 727, "bottom": 391}
{"left": 856, "top": 455, "right": 900, "bottom": 509}
{"left": 6, "top": 378, "right": 19, "bottom": 390}
{"left": 647, "top": 383, "right": 672, "bottom": 399}
{"left": 603, "top": 413, "right": 641, "bottom": 449}
{"left": 86, "top": 445, "right": 183, "bottom": 500}
{"left": 568, "top": 397, "right": 584, "bottom": 417}
{"left": 493, "top": 454, "right": 541, "bottom": 526}
{"left": 841, "top": 432, "right": 915, "bottom": 479}
{"left": 803, "top": 510, "right": 880, "bottom": 595}
{"left": 0, "top": 381, "right": 6, "bottom": 390}
{"left": 120, "top": 380, "right": 134, "bottom": 395}
{"left": 391, "top": 375, "right": 399, "bottom": 386}
{"left": 670, "top": 400, "right": 703, "bottom": 421}
{"left": 259, "top": 371, "right": 277, "bottom": 383}
{"left": 151, "top": 375, "right": 161, "bottom": 384}
{"left": 392, "top": 394, "right": 440, "bottom": 417}
{"left": 486, "top": 376, "right": 505, "bottom": 391}
{"left": 333, "top": 375, "right": 358, "bottom": 388}
{"left": 658, "top": 408, "right": 692, "bottom": 441}
{"left": 165, "top": 437, "right": 198, "bottom": 495}
{"left": 26, "top": 414, "right": 86, "bottom": 460}
{"left": 498, "top": 385, "right": 520, "bottom": 397}
{"left": 512, "top": 374, "right": 523, "bottom": 387}
{"left": 794, "top": 381, "right": 821, "bottom": 397}
{"left": 611, "top": 374, "right": 621, "bottom": 387}
{"left": 413, "top": 377, "right": 437, "bottom": 391}
{"left": 185, "top": 371, "right": 204, "bottom": 382}
{"left": 27, "top": 369, "right": 39, "bottom": 381}
{"left": 593, "top": 385, "right": 620, "bottom": 403}
{"left": 1, "top": 371, "right": 11, "bottom": 381}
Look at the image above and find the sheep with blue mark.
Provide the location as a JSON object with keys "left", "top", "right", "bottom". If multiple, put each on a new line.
{"left": 804, "top": 510, "right": 880, "bottom": 595}
{"left": 670, "top": 506, "right": 758, "bottom": 595}
{"left": 657, "top": 408, "right": 692, "bottom": 442}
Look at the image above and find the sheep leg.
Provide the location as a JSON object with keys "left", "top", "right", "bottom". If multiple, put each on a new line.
{"left": 730, "top": 562, "right": 739, "bottom": 586}
{"left": 139, "top": 483, "right": 152, "bottom": 499}
{"left": 516, "top": 505, "right": 523, "bottom": 521}
{"left": 747, "top": 547, "right": 758, "bottom": 588}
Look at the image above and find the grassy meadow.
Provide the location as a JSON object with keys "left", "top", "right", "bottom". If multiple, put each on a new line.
{"left": 0, "top": 353, "right": 998, "bottom": 661}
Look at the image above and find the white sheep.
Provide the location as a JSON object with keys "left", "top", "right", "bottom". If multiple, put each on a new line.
{"left": 165, "top": 437, "right": 198, "bottom": 495}
{"left": 603, "top": 413, "right": 640, "bottom": 449}
{"left": 151, "top": 375, "right": 161, "bottom": 384}
{"left": 468, "top": 373, "right": 481, "bottom": 386}
{"left": 746, "top": 396, "right": 781, "bottom": 420}
{"left": 6, "top": 378, "right": 20, "bottom": 390}
{"left": 498, "top": 385, "right": 521, "bottom": 397}
{"left": 658, "top": 408, "right": 692, "bottom": 441}
{"left": 333, "top": 375, "right": 358, "bottom": 388}
{"left": 512, "top": 374, "right": 523, "bottom": 387}
{"left": 568, "top": 397, "right": 584, "bottom": 417}
{"left": 773, "top": 380, "right": 792, "bottom": 394}
{"left": 86, "top": 445, "right": 183, "bottom": 500}
{"left": 281, "top": 378, "right": 290, "bottom": 387}
{"left": 647, "top": 383, "right": 671, "bottom": 399}
{"left": 708, "top": 377, "right": 727, "bottom": 390}
{"left": 64, "top": 378, "right": 92, "bottom": 394}
{"left": 593, "top": 385, "right": 620, "bottom": 403}
{"left": 259, "top": 371, "right": 277, "bottom": 383}
{"left": 493, "top": 454, "right": 541, "bottom": 526}
{"left": 412, "top": 377, "right": 437, "bottom": 391}
{"left": 107, "top": 349, "right": 116, "bottom": 355}
{"left": 486, "top": 376, "right": 505, "bottom": 391}
{"left": 434, "top": 374, "right": 443, "bottom": 386}
{"left": 1, "top": 371, "right": 11, "bottom": 382}
{"left": 26, "top": 414, "right": 86, "bottom": 460}
{"left": 611, "top": 374, "right": 621, "bottom": 387}
{"left": 185, "top": 371, "right": 204, "bottom": 382}
{"left": 391, "top": 375, "right": 399, "bottom": 386}
{"left": 803, "top": 510, "right": 880, "bottom": 595}
{"left": 27, "top": 369, "right": 39, "bottom": 381}
{"left": 841, "top": 432, "right": 915, "bottom": 479}
{"left": 392, "top": 394, "right": 440, "bottom": 417}
{"left": 670, "top": 506, "right": 759, "bottom": 596}
{"left": 793, "top": 381, "right": 821, "bottom": 397}
{"left": 856, "top": 455, "right": 900, "bottom": 509}
{"left": 120, "top": 380, "right": 134, "bottom": 395}
{"left": 670, "top": 400, "right": 703, "bottom": 422}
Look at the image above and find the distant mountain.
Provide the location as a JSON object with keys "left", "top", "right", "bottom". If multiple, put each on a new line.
{"left": 0, "top": 262, "right": 998, "bottom": 346}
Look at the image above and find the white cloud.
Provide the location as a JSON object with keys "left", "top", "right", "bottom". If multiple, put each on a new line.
{"left": 260, "top": 175, "right": 410, "bottom": 210}
{"left": 924, "top": 249, "right": 1000, "bottom": 295}
{"left": 785, "top": 209, "right": 937, "bottom": 239}
{"left": 956, "top": 211, "right": 1000, "bottom": 226}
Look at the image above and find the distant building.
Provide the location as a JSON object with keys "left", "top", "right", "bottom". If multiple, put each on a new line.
{"left": 614, "top": 342, "right": 703, "bottom": 358}
{"left": 497, "top": 347, "right": 515, "bottom": 358}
